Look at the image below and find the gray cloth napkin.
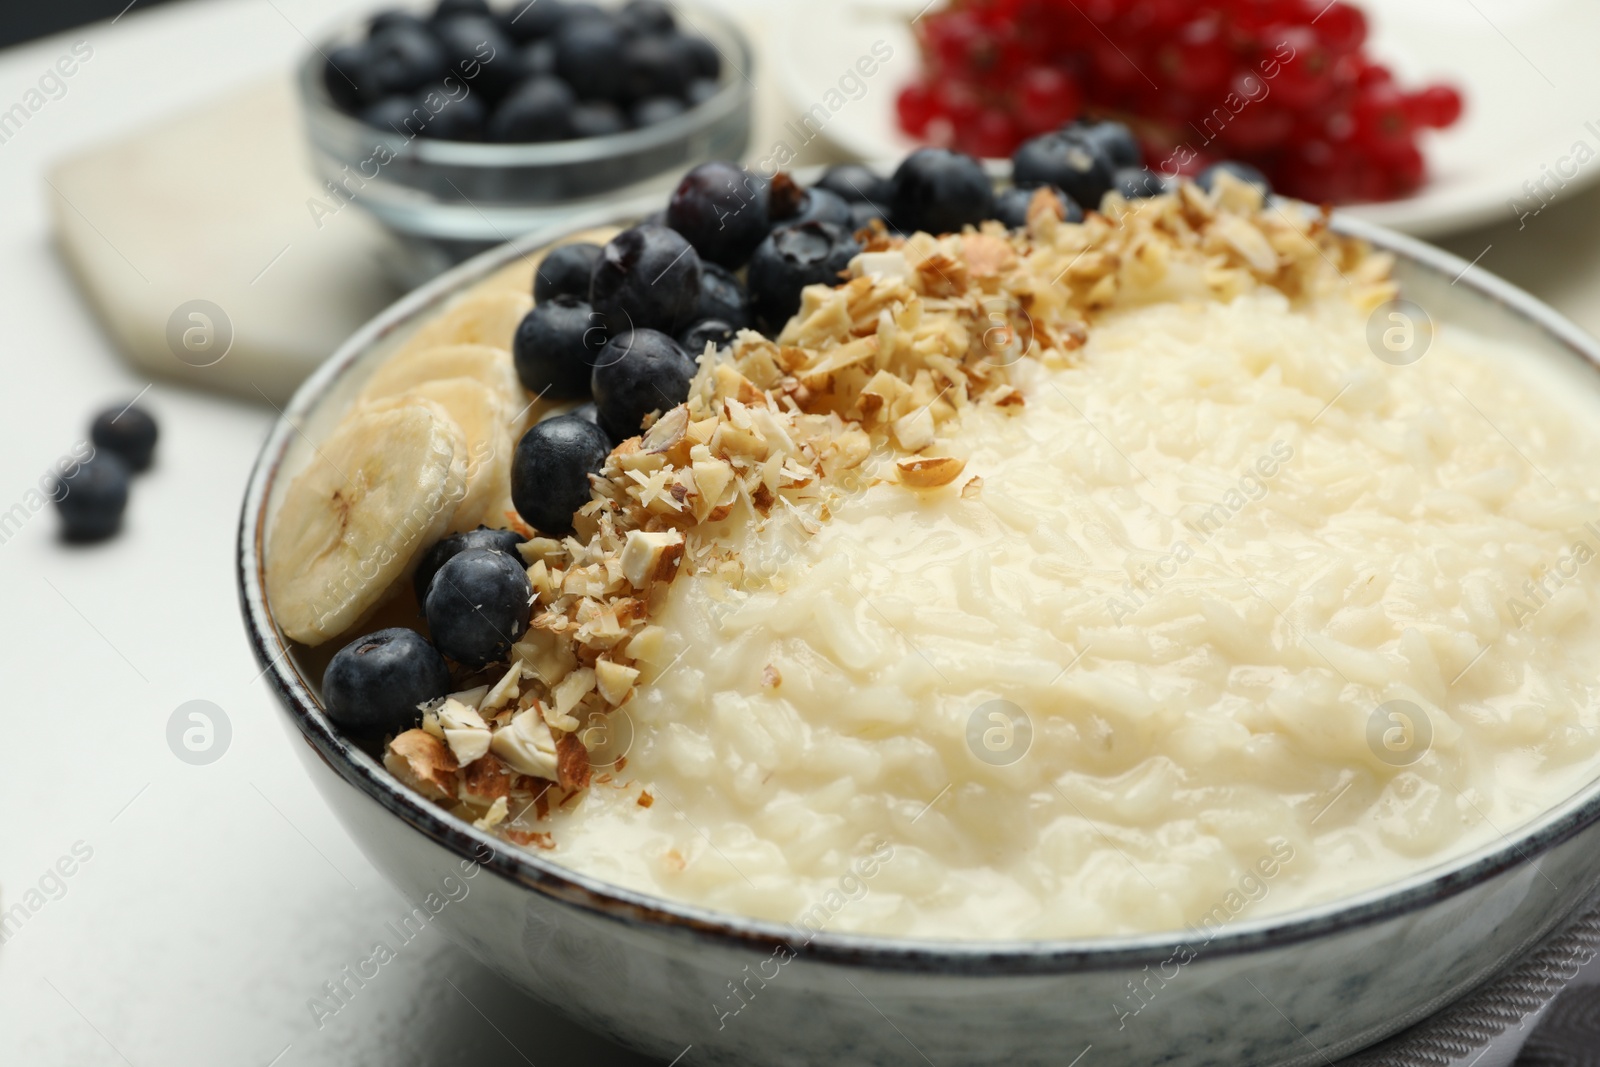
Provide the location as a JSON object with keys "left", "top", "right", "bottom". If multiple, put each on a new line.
{"left": 1341, "top": 899, "right": 1600, "bottom": 1066}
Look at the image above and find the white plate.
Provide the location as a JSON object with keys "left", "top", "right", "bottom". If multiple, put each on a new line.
{"left": 772, "top": 0, "right": 1600, "bottom": 237}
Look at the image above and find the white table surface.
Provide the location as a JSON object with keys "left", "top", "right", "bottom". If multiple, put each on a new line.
{"left": 6, "top": 3, "right": 1600, "bottom": 1066}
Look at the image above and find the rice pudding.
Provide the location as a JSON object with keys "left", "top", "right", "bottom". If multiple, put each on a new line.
{"left": 290, "top": 174, "right": 1600, "bottom": 940}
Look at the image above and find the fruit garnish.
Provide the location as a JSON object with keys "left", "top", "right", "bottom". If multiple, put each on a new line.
{"left": 897, "top": 0, "right": 1464, "bottom": 203}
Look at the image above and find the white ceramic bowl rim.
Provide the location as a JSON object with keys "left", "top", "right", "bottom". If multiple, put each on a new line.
{"left": 238, "top": 205, "right": 1600, "bottom": 975}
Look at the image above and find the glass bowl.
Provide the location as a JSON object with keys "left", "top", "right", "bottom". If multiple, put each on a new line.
{"left": 296, "top": 2, "right": 753, "bottom": 285}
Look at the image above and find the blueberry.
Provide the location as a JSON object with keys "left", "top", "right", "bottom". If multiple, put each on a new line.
{"left": 681, "top": 34, "right": 720, "bottom": 80}
{"left": 503, "top": 0, "right": 568, "bottom": 41}
{"left": 555, "top": 17, "right": 629, "bottom": 101}
{"left": 432, "top": 14, "right": 518, "bottom": 95}
{"left": 817, "top": 163, "right": 892, "bottom": 208}
{"left": 487, "top": 77, "right": 575, "bottom": 141}
{"left": 512, "top": 414, "right": 613, "bottom": 535}
{"left": 570, "top": 101, "right": 628, "bottom": 138}
{"left": 631, "top": 96, "right": 686, "bottom": 126}
{"left": 568, "top": 400, "right": 600, "bottom": 425}
{"left": 666, "top": 161, "right": 768, "bottom": 269}
{"left": 367, "top": 23, "right": 448, "bottom": 94}
{"left": 323, "top": 628, "right": 452, "bottom": 736}
{"left": 323, "top": 44, "right": 382, "bottom": 112}
{"left": 432, "top": 0, "right": 491, "bottom": 20}
{"left": 623, "top": 34, "right": 693, "bottom": 100}
{"left": 90, "top": 402, "right": 158, "bottom": 472}
{"left": 425, "top": 548, "right": 533, "bottom": 667}
{"left": 1065, "top": 119, "right": 1141, "bottom": 169}
{"left": 747, "top": 221, "right": 862, "bottom": 330}
{"left": 513, "top": 296, "right": 607, "bottom": 399}
{"left": 622, "top": 0, "right": 676, "bottom": 33}
{"left": 515, "top": 39, "right": 558, "bottom": 80}
{"left": 53, "top": 453, "right": 129, "bottom": 542}
{"left": 680, "top": 318, "right": 737, "bottom": 354}
{"left": 1196, "top": 161, "right": 1272, "bottom": 197}
{"left": 1013, "top": 131, "right": 1114, "bottom": 213}
{"left": 534, "top": 242, "right": 603, "bottom": 302}
{"left": 412, "top": 526, "right": 528, "bottom": 607}
{"left": 890, "top": 147, "right": 994, "bottom": 236}
{"left": 695, "top": 262, "right": 753, "bottom": 329}
{"left": 369, "top": 9, "right": 431, "bottom": 36}
{"left": 772, "top": 185, "right": 853, "bottom": 230}
{"left": 639, "top": 208, "right": 668, "bottom": 228}
{"left": 361, "top": 95, "right": 422, "bottom": 135}
{"left": 590, "top": 224, "right": 702, "bottom": 335}
{"left": 686, "top": 77, "right": 719, "bottom": 107}
{"left": 992, "top": 184, "right": 1082, "bottom": 228}
{"left": 849, "top": 200, "right": 887, "bottom": 231}
{"left": 417, "top": 88, "right": 486, "bottom": 140}
{"left": 1114, "top": 166, "right": 1167, "bottom": 200}
{"left": 591, "top": 329, "right": 698, "bottom": 440}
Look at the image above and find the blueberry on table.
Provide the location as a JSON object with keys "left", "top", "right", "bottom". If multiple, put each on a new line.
{"left": 425, "top": 548, "right": 534, "bottom": 667}
{"left": 412, "top": 526, "right": 528, "bottom": 609}
{"left": 623, "top": 34, "right": 694, "bottom": 100}
{"left": 817, "top": 163, "right": 892, "bottom": 208}
{"left": 556, "top": 17, "right": 630, "bottom": 102}
{"left": 323, "top": 44, "right": 382, "bottom": 112}
{"left": 367, "top": 23, "right": 448, "bottom": 95}
{"left": 570, "top": 101, "right": 628, "bottom": 138}
{"left": 695, "top": 262, "right": 753, "bottom": 330}
{"left": 534, "top": 242, "right": 604, "bottom": 303}
{"left": 1197, "top": 161, "right": 1273, "bottom": 197}
{"left": 432, "top": 14, "right": 518, "bottom": 95}
{"left": 890, "top": 147, "right": 995, "bottom": 236}
{"left": 417, "top": 90, "right": 487, "bottom": 140}
{"left": 323, "top": 628, "right": 453, "bottom": 735}
{"left": 1065, "top": 119, "right": 1141, "bottom": 169}
{"left": 622, "top": 0, "right": 676, "bottom": 34}
{"left": 513, "top": 296, "right": 607, "bottom": 399}
{"left": 53, "top": 453, "right": 129, "bottom": 542}
{"left": 486, "top": 77, "right": 576, "bottom": 142}
{"left": 666, "top": 161, "right": 769, "bottom": 269}
{"left": 680, "top": 318, "right": 737, "bottom": 355}
{"left": 90, "top": 402, "right": 158, "bottom": 472}
{"left": 1114, "top": 167, "right": 1167, "bottom": 200}
{"left": 512, "top": 414, "right": 613, "bottom": 536}
{"left": 747, "top": 221, "right": 863, "bottom": 330}
{"left": 631, "top": 96, "right": 686, "bottom": 127}
{"left": 590, "top": 224, "right": 703, "bottom": 335}
{"left": 1013, "top": 131, "right": 1113, "bottom": 213}
{"left": 591, "top": 329, "right": 698, "bottom": 441}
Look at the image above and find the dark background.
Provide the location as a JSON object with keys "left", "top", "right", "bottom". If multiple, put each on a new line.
{"left": 0, "top": 0, "right": 182, "bottom": 50}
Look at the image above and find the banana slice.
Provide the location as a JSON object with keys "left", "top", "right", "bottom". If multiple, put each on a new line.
{"left": 267, "top": 402, "right": 468, "bottom": 646}
{"left": 399, "top": 291, "right": 532, "bottom": 359}
{"left": 363, "top": 379, "right": 513, "bottom": 534}
{"left": 361, "top": 344, "right": 521, "bottom": 419}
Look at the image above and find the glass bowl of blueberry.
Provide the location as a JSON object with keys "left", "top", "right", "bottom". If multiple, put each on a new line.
{"left": 300, "top": 0, "right": 754, "bottom": 283}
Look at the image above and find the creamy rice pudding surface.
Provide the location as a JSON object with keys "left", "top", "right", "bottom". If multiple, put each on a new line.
{"left": 374, "top": 181, "right": 1600, "bottom": 939}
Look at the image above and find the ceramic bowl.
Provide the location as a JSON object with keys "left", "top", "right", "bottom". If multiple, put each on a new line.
{"left": 238, "top": 188, "right": 1600, "bottom": 1066}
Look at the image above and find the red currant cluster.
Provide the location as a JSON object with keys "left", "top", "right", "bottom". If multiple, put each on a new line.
{"left": 896, "top": 0, "right": 1463, "bottom": 204}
